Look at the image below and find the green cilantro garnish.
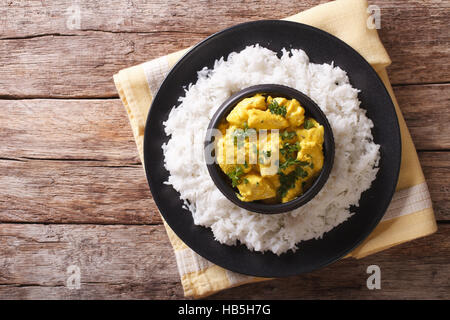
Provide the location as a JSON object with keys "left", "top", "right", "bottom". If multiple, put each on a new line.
{"left": 231, "top": 123, "right": 256, "bottom": 148}
{"left": 304, "top": 119, "right": 315, "bottom": 129}
{"left": 281, "top": 131, "right": 296, "bottom": 140}
{"left": 277, "top": 164, "right": 309, "bottom": 198}
{"left": 278, "top": 158, "right": 301, "bottom": 171}
{"left": 268, "top": 100, "right": 287, "bottom": 117}
{"left": 226, "top": 166, "right": 244, "bottom": 188}
{"left": 294, "top": 165, "right": 308, "bottom": 178}
{"left": 280, "top": 141, "right": 300, "bottom": 158}
{"left": 277, "top": 171, "right": 298, "bottom": 198}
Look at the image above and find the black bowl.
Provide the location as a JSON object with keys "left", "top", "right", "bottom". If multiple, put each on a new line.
{"left": 204, "top": 84, "right": 335, "bottom": 214}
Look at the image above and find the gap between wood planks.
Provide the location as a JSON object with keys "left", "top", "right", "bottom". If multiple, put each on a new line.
{"left": 0, "top": 82, "right": 449, "bottom": 101}
{"left": 0, "top": 29, "right": 211, "bottom": 41}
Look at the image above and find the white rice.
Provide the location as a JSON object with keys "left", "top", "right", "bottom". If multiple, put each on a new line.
{"left": 162, "top": 45, "right": 380, "bottom": 255}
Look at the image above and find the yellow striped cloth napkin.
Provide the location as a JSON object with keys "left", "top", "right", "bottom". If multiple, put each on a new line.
{"left": 113, "top": 0, "right": 437, "bottom": 298}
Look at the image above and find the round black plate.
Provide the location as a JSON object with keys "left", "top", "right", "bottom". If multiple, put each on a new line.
{"left": 143, "top": 20, "right": 401, "bottom": 277}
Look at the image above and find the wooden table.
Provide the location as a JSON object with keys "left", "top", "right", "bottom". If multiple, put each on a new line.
{"left": 0, "top": 0, "right": 449, "bottom": 299}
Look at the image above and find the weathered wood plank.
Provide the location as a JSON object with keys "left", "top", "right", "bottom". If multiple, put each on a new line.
{"left": 0, "top": 151, "right": 447, "bottom": 224}
{"left": 394, "top": 84, "right": 450, "bottom": 150}
{"left": 0, "top": 32, "right": 203, "bottom": 98}
{"left": 0, "top": 99, "right": 139, "bottom": 163}
{"left": 0, "top": 0, "right": 448, "bottom": 98}
{"left": 210, "top": 223, "right": 450, "bottom": 299}
{"left": 419, "top": 152, "right": 450, "bottom": 222}
{"left": 0, "top": 0, "right": 325, "bottom": 37}
{"left": 0, "top": 159, "right": 161, "bottom": 224}
{"left": 0, "top": 223, "right": 448, "bottom": 299}
{"left": 0, "top": 84, "right": 448, "bottom": 164}
{"left": 0, "top": 224, "right": 183, "bottom": 299}
{"left": 377, "top": 0, "right": 450, "bottom": 85}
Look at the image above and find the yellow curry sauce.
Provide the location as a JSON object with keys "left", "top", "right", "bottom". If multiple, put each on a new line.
{"left": 216, "top": 94, "right": 324, "bottom": 203}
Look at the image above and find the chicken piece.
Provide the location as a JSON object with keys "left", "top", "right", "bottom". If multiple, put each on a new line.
{"left": 282, "top": 179, "right": 305, "bottom": 203}
{"left": 237, "top": 174, "right": 277, "bottom": 202}
{"left": 267, "top": 174, "right": 281, "bottom": 189}
{"left": 285, "top": 99, "right": 305, "bottom": 127}
{"left": 296, "top": 119, "right": 324, "bottom": 146}
{"left": 226, "top": 95, "right": 266, "bottom": 126}
{"left": 297, "top": 140, "right": 324, "bottom": 177}
{"left": 216, "top": 136, "right": 252, "bottom": 174}
{"left": 247, "top": 109, "right": 289, "bottom": 129}
{"left": 296, "top": 119, "right": 324, "bottom": 175}
{"left": 258, "top": 132, "right": 280, "bottom": 176}
{"left": 272, "top": 97, "right": 288, "bottom": 106}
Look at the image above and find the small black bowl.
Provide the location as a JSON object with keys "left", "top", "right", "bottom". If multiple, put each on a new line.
{"left": 205, "top": 84, "right": 335, "bottom": 214}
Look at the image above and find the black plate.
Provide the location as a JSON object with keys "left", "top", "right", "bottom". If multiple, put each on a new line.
{"left": 143, "top": 20, "right": 401, "bottom": 277}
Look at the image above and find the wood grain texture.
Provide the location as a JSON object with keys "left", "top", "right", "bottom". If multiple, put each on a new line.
{"left": 394, "top": 83, "right": 450, "bottom": 150}
{"left": 0, "top": 0, "right": 448, "bottom": 300}
{"left": 0, "top": 224, "right": 182, "bottom": 299}
{"left": 210, "top": 223, "right": 450, "bottom": 300}
{"left": 0, "top": 223, "right": 448, "bottom": 299}
{"left": 0, "top": 91, "right": 448, "bottom": 224}
{"left": 0, "top": 159, "right": 161, "bottom": 225}
{"left": 0, "top": 0, "right": 448, "bottom": 98}
{"left": 0, "top": 151, "right": 447, "bottom": 224}
{"left": 0, "top": 99, "right": 139, "bottom": 163}
{"left": 0, "top": 84, "right": 448, "bottom": 163}
{"left": 0, "top": 32, "right": 204, "bottom": 98}
{"left": 419, "top": 152, "right": 450, "bottom": 222}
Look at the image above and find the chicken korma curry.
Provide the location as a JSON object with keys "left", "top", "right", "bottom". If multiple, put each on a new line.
{"left": 216, "top": 94, "right": 325, "bottom": 203}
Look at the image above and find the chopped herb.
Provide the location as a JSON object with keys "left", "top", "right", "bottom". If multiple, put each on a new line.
{"left": 280, "top": 142, "right": 300, "bottom": 158}
{"left": 304, "top": 119, "right": 315, "bottom": 129}
{"left": 277, "top": 171, "right": 298, "bottom": 198}
{"left": 244, "top": 161, "right": 248, "bottom": 168}
{"left": 243, "top": 178, "right": 249, "bottom": 184}
{"left": 281, "top": 131, "right": 296, "bottom": 140}
{"left": 294, "top": 165, "right": 308, "bottom": 178}
{"left": 226, "top": 166, "right": 244, "bottom": 187}
{"left": 268, "top": 100, "right": 287, "bottom": 117}
{"left": 277, "top": 164, "right": 309, "bottom": 198}
{"left": 279, "top": 158, "right": 301, "bottom": 171}
{"left": 232, "top": 126, "right": 253, "bottom": 147}
{"left": 298, "top": 161, "right": 310, "bottom": 167}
